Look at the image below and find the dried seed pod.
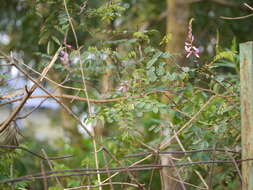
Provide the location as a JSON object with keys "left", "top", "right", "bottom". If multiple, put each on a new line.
{"left": 0, "top": 122, "right": 19, "bottom": 146}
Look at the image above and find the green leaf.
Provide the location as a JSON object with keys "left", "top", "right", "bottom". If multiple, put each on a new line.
{"left": 147, "top": 52, "right": 163, "bottom": 68}
{"left": 47, "top": 40, "right": 55, "bottom": 55}
{"left": 152, "top": 107, "right": 159, "bottom": 113}
{"left": 147, "top": 70, "right": 157, "bottom": 82}
{"left": 144, "top": 103, "right": 152, "bottom": 110}
{"left": 161, "top": 52, "right": 172, "bottom": 59}
{"left": 136, "top": 101, "right": 146, "bottom": 108}
{"left": 210, "top": 51, "right": 236, "bottom": 65}
{"left": 52, "top": 36, "right": 61, "bottom": 46}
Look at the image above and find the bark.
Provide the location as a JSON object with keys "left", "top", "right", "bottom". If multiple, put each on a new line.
{"left": 166, "top": 0, "right": 190, "bottom": 63}
{"left": 93, "top": 55, "right": 114, "bottom": 137}
{"left": 160, "top": 0, "right": 190, "bottom": 189}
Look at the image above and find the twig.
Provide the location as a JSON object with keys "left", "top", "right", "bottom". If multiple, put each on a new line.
{"left": 63, "top": 0, "right": 92, "bottom": 116}
{"left": 13, "top": 60, "right": 87, "bottom": 92}
{"left": 207, "top": 145, "right": 217, "bottom": 190}
{"left": 0, "top": 48, "right": 61, "bottom": 133}
{"left": 164, "top": 172, "right": 206, "bottom": 190}
{"left": 1, "top": 158, "right": 253, "bottom": 184}
{"left": 40, "top": 160, "right": 48, "bottom": 190}
{"left": 101, "top": 154, "right": 152, "bottom": 185}
{"left": 168, "top": 156, "right": 186, "bottom": 190}
{"left": 42, "top": 149, "right": 64, "bottom": 188}
{"left": 64, "top": 182, "right": 141, "bottom": 190}
{"left": 125, "top": 148, "right": 239, "bottom": 158}
{"left": 0, "top": 145, "right": 72, "bottom": 160}
{"left": 159, "top": 95, "right": 216, "bottom": 150}
{"left": 224, "top": 148, "right": 243, "bottom": 185}
{"left": 0, "top": 90, "right": 173, "bottom": 106}
{"left": 6, "top": 55, "right": 148, "bottom": 189}
{"left": 15, "top": 75, "right": 69, "bottom": 120}
{"left": 92, "top": 138, "right": 102, "bottom": 190}
{"left": 220, "top": 13, "right": 253, "bottom": 20}
{"left": 244, "top": 3, "right": 253, "bottom": 11}
{"left": 174, "top": 130, "right": 209, "bottom": 189}
{"left": 102, "top": 146, "right": 147, "bottom": 190}
{"left": 147, "top": 150, "right": 160, "bottom": 190}
{"left": 102, "top": 144, "right": 114, "bottom": 190}
{"left": 14, "top": 97, "right": 48, "bottom": 120}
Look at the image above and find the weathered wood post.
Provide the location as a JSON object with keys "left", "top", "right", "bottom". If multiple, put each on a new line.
{"left": 240, "top": 41, "right": 253, "bottom": 190}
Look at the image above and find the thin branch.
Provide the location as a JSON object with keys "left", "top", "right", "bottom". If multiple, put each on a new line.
{"left": 14, "top": 97, "right": 49, "bottom": 120}
{"left": 139, "top": 0, "right": 246, "bottom": 31}
{"left": 14, "top": 76, "right": 69, "bottom": 120}
{"left": 244, "top": 3, "right": 253, "bottom": 11}
{"left": 164, "top": 172, "right": 206, "bottom": 190}
{"left": 0, "top": 48, "right": 62, "bottom": 133}
{"left": 210, "top": 0, "right": 246, "bottom": 9}
{"left": 40, "top": 160, "right": 48, "bottom": 190}
{"left": 102, "top": 146, "right": 147, "bottom": 190}
{"left": 174, "top": 131, "right": 209, "bottom": 189}
{"left": 102, "top": 143, "right": 114, "bottom": 190}
{"left": 92, "top": 138, "right": 102, "bottom": 190}
{"left": 13, "top": 60, "right": 87, "bottom": 92}
{"left": 168, "top": 157, "right": 187, "bottom": 190}
{"left": 220, "top": 13, "right": 253, "bottom": 20}
{"left": 0, "top": 90, "right": 173, "bottom": 106}
{"left": 159, "top": 95, "right": 216, "bottom": 150}
{"left": 207, "top": 145, "right": 217, "bottom": 190}
{"left": 42, "top": 149, "right": 64, "bottom": 188}
{"left": 6, "top": 53, "right": 146, "bottom": 189}
{"left": 1, "top": 158, "right": 253, "bottom": 184}
{"left": 101, "top": 154, "right": 152, "bottom": 185}
{"left": 224, "top": 148, "right": 243, "bottom": 185}
{"left": 125, "top": 148, "right": 239, "bottom": 158}
{"left": 64, "top": 182, "right": 141, "bottom": 190}
{"left": 0, "top": 145, "right": 72, "bottom": 160}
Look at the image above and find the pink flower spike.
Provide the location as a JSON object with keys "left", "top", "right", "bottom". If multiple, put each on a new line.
{"left": 186, "top": 51, "right": 193, "bottom": 58}
{"left": 194, "top": 52, "right": 200, "bottom": 58}
{"left": 192, "top": 46, "right": 199, "bottom": 52}
{"left": 185, "top": 45, "right": 191, "bottom": 52}
{"left": 191, "top": 35, "right": 194, "bottom": 42}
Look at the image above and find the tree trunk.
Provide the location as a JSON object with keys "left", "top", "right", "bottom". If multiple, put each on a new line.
{"left": 166, "top": 0, "right": 189, "bottom": 60}
{"left": 160, "top": 0, "right": 190, "bottom": 190}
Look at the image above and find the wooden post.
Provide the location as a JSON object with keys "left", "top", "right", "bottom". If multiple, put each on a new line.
{"left": 240, "top": 41, "right": 253, "bottom": 190}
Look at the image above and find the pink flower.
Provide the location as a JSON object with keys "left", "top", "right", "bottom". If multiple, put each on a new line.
{"left": 65, "top": 44, "right": 73, "bottom": 49}
{"left": 185, "top": 19, "right": 200, "bottom": 59}
{"left": 117, "top": 81, "right": 129, "bottom": 93}
{"left": 60, "top": 51, "right": 69, "bottom": 62}
{"left": 185, "top": 41, "right": 200, "bottom": 58}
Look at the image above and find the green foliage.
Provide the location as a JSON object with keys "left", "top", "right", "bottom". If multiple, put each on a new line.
{"left": 0, "top": 0, "right": 245, "bottom": 189}
{"left": 87, "top": 0, "right": 126, "bottom": 22}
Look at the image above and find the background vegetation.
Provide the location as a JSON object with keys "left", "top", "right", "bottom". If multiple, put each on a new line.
{"left": 0, "top": 0, "right": 252, "bottom": 189}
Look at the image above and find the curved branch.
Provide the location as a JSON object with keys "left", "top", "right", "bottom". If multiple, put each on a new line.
{"left": 0, "top": 90, "right": 173, "bottom": 106}
{"left": 1, "top": 158, "right": 252, "bottom": 184}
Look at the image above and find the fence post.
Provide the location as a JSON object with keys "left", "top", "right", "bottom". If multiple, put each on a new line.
{"left": 240, "top": 41, "right": 253, "bottom": 190}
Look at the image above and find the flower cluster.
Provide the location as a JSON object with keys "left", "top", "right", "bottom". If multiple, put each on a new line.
{"left": 117, "top": 81, "right": 129, "bottom": 93}
{"left": 185, "top": 19, "right": 200, "bottom": 59}
{"left": 59, "top": 44, "right": 72, "bottom": 63}
{"left": 59, "top": 51, "right": 69, "bottom": 63}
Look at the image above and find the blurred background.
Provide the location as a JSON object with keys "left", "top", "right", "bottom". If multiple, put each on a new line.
{"left": 0, "top": 0, "right": 252, "bottom": 189}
